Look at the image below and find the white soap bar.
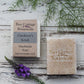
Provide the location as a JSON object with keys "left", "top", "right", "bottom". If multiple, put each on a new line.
{"left": 47, "top": 38, "right": 76, "bottom": 75}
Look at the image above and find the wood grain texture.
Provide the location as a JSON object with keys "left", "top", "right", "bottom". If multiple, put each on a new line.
{"left": 0, "top": 0, "right": 84, "bottom": 84}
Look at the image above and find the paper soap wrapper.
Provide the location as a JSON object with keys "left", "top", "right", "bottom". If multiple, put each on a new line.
{"left": 11, "top": 20, "right": 40, "bottom": 57}
{"left": 47, "top": 38, "right": 76, "bottom": 75}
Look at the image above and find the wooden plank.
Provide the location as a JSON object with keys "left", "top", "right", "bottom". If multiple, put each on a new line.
{"left": 0, "top": 62, "right": 84, "bottom": 75}
{"left": 0, "top": 26, "right": 84, "bottom": 64}
{"left": 0, "top": 0, "right": 84, "bottom": 83}
{"left": 0, "top": 0, "right": 83, "bottom": 27}
{"left": 0, "top": 0, "right": 57, "bottom": 26}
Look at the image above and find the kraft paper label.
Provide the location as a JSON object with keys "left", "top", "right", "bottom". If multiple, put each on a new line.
{"left": 13, "top": 20, "right": 38, "bottom": 57}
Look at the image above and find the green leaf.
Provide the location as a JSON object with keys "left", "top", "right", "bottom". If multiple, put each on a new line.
{"left": 4, "top": 56, "right": 15, "bottom": 66}
{"left": 29, "top": 74, "right": 45, "bottom": 84}
{"left": 9, "top": 0, "right": 84, "bottom": 32}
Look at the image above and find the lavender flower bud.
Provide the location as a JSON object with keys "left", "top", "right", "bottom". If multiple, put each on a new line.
{"left": 15, "top": 64, "right": 31, "bottom": 78}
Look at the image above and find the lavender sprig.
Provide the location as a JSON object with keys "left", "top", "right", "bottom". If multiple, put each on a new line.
{"left": 5, "top": 56, "right": 45, "bottom": 84}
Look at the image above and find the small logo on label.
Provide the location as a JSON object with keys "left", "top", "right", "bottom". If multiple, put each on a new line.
{"left": 23, "top": 24, "right": 35, "bottom": 30}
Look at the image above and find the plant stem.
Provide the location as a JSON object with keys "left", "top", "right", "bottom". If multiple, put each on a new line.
{"left": 29, "top": 74, "right": 45, "bottom": 84}
{"left": 4, "top": 56, "right": 17, "bottom": 67}
{"left": 5, "top": 56, "right": 45, "bottom": 84}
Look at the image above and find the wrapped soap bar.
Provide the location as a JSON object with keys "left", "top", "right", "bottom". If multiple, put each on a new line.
{"left": 12, "top": 20, "right": 40, "bottom": 57}
{"left": 47, "top": 38, "right": 76, "bottom": 75}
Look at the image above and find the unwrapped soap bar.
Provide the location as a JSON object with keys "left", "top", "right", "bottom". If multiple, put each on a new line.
{"left": 12, "top": 20, "right": 40, "bottom": 57}
{"left": 47, "top": 38, "right": 76, "bottom": 75}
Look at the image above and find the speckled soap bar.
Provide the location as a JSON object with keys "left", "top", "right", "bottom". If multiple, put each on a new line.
{"left": 47, "top": 38, "right": 76, "bottom": 75}
{"left": 12, "top": 20, "right": 40, "bottom": 57}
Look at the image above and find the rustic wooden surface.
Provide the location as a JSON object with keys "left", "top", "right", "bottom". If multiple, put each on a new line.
{"left": 0, "top": 0, "right": 84, "bottom": 84}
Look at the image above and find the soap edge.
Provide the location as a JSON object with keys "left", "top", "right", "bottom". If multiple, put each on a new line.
{"left": 47, "top": 38, "right": 77, "bottom": 75}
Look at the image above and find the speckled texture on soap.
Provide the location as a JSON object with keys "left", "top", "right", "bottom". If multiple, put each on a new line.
{"left": 47, "top": 38, "right": 76, "bottom": 75}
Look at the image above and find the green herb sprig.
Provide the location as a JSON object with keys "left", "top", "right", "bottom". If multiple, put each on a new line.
{"left": 5, "top": 56, "right": 45, "bottom": 84}
{"left": 9, "top": 0, "right": 84, "bottom": 32}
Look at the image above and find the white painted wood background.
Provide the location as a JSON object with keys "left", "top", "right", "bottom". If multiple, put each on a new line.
{"left": 0, "top": 0, "right": 84, "bottom": 84}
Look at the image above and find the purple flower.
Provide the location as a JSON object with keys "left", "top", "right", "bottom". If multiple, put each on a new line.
{"left": 26, "top": 72, "right": 30, "bottom": 77}
{"left": 5, "top": 56, "right": 45, "bottom": 84}
{"left": 24, "top": 66, "right": 30, "bottom": 72}
{"left": 20, "top": 68, "right": 23, "bottom": 72}
{"left": 19, "top": 64, "right": 24, "bottom": 67}
{"left": 15, "top": 70, "right": 21, "bottom": 76}
{"left": 15, "top": 64, "right": 31, "bottom": 78}
{"left": 21, "top": 73, "right": 26, "bottom": 77}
